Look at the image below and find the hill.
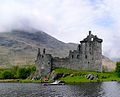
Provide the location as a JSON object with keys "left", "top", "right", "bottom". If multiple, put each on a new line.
{"left": 0, "top": 29, "right": 77, "bottom": 67}
{"left": 102, "top": 56, "right": 116, "bottom": 72}
{"left": 0, "top": 29, "right": 116, "bottom": 71}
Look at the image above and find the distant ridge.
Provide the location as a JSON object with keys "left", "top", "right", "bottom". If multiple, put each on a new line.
{"left": 102, "top": 56, "right": 116, "bottom": 72}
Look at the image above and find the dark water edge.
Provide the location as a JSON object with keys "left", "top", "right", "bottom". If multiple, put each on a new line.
{"left": 0, "top": 82, "right": 120, "bottom": 97}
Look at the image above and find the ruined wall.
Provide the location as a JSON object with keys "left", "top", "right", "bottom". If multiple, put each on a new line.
{"left": 93, "top": 41, "right": 102, "bottom": 72}
{"left": 35, "top": 31, "right": 103, "bottom": 78}
{"left": 52, "top": 57, "right": 69, "bottom": 69}
{"left": 52, "top": 31, "right": 102, "bottom": 72}
{"left": 35, "top": 49, "right": 52, "bottom": 77}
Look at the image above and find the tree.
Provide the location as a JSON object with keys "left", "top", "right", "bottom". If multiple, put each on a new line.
{"left": 17, "top": 67, "right": 31, "bottom": 79}
{"left": 2, "top": 70, "right": 14, "bottom": 79}
{"left": 115, "top": 62, "right": 120, "bottom": 77}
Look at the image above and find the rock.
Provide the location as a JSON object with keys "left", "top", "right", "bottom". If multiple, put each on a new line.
{"left": 86, "top": 74, "right": 97, "bottom": 80}
{"left": 62, "top": 74, "right": 70, "bottom": 77}
{"left": 70, "top": 74, "right": 74, "bottom": 77}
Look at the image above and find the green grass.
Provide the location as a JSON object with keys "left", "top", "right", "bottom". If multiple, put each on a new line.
{"left": 19, "top": 79, "right": 42, "bottom": 83}
{"left": 53, "top": 68, "right": 120, "bottom": 84}
{"left": 0, "top": 67, "right": 120, "bottom": 84}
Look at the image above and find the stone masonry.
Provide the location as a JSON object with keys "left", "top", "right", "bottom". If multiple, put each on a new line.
{"left": 35, "top": 31, "right": 103, "bottom": 77}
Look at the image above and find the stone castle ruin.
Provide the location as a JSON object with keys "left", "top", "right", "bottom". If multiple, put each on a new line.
{"left": 35, "top": 31, "right": 103, "bottom": 77}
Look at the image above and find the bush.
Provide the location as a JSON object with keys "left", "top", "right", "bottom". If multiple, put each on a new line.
{"left": 0, "top": 65, "right": 36, "bottom": 79}
{"left": 16, "top": 66, "right": 36, "bottom": 79}
{"left": 2, "top": 70, "right": 14, "bottom": 79}
{"left": 17, "top": 67, "right": 31, "bottom": 79}
{"left": 30, "top": 66, "right": 36, "bottom": 72}
{"left": 115, "top": 62, "right": 120, "bottom": 77}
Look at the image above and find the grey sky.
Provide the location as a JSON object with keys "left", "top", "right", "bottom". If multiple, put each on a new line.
{"left": 0, "top": 0, "right": 120, "bottom": 60}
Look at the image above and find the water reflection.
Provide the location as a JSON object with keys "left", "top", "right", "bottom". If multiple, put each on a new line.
{"left": 56, "top": 83, "right": 103, "bottom": 97}
{"left": 101, "top": 82, "right": 120, "bottom": 97}
{"left": 0, "top": 82, "right": 119, "bottom": 97}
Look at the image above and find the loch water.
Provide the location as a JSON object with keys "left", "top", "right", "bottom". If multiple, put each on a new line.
{"left": 0, "top": 82, "right": 119, "bottom": 97}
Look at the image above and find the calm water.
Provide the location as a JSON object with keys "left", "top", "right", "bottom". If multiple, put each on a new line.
{"left": 0, "top": 82, "right": 120, "bottom": 97}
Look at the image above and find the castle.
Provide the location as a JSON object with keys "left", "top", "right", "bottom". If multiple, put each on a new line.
{"left": 35, "top": 31, "right": 103, "bottom": 77}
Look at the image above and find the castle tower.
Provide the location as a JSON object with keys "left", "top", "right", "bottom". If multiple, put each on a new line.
{"left": 80, "top": 31, "right": 103, "bottom": 72}
{"left": 35, "top": 48, "right": 52, "bottom": 78}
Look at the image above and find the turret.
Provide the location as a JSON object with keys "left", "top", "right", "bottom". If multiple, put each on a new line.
{"left": 37, "top": 48, "right": 41, "bottom": 60}
{"left": 89, "top": 31, "right": 91, "bottom": 36}
{"left": 43, "top": 48, "right": 46, "bottom": 54}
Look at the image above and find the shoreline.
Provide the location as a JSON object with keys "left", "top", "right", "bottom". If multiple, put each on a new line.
{"left": 0, "top": 79, "right": 119, "bottom": 84}
{"left": 0, "top": 68, "right": 119, "bottom": 84}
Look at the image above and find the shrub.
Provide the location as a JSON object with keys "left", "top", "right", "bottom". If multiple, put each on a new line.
{"left": 16, "top": 66, "right": 36, "bottom": 79}
{"left": 2, "top": 70, "right": 14, "bottom": 79}
{"left": 17, "top": 67, "right": 31, "bottom": 79}
{"left": 28, "top": 66, "right": 36, "bottom": 73}
{"left": 115, "top": 62, "right": 120, "bottom": 77}
{"left": 0, "top": 65, "right": 36, "bottom": 79}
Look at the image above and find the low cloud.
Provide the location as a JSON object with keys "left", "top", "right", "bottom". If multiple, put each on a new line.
{"left": 0, "top": 0, "right": 120, "bottom": 60}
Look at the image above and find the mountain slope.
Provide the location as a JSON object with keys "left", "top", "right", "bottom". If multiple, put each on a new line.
{"left": 0, "top": 30, "right": 77, "bottom": 66}
{"left": 102, "top": 56, "right": 116, "bottom": 72}
{"left": 0, "top": 29, "right": 116, "bottom": 71}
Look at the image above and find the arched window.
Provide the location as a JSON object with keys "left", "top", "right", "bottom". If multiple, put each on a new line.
{"left": 85, "top": 55, "right": 87, "bottom": 59}
{"left": 91, "top": 38, "right": 93, "bottom": 41}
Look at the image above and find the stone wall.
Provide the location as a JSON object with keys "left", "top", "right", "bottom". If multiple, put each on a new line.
{"left": 35, "top": 31, "right": 103, "bottom": 77}
{"left": 35, "top": 48, "right": 52, "bottom": 77}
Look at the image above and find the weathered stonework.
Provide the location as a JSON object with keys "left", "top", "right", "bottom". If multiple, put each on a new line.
{"left": 35, "top": 31, "right": 103, "bottom": 77}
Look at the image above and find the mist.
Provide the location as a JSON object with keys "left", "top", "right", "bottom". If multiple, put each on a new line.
{"left": 0, "top": 0, "right": 120, "bottom": 60}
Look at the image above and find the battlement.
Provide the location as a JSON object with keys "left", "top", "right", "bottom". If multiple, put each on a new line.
{"left": 80, "top": 31, "right": 103, "bottom": 43}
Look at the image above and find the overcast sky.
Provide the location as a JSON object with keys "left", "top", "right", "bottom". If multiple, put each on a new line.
{"left": 0, "top": 0, "right": 120, "bottom": 60}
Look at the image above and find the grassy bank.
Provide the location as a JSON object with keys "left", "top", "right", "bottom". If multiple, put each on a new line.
{"left": 0, "top": 67, "right": 120, "bottom": 84}
{"left": 53, "top": 68, "right": 120, "bottom": 84}
{"left": 5, "top": 68, "right": 119, "bottom": 84}
{"left": 0, "top": 79, "right": 52, "bottom": 83}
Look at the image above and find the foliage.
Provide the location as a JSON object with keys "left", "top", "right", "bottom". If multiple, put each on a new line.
{"left": 1, "top": 70, "right": 14, "bottom": 79}
{"left": 16, "top": 65, "right": 36, "bottom": 79}
{"left": 54, "top": 68, "right": 119, "bottom": 84}
{"left": 115, "top": 62, "right": 120, "bottom": 77}
{"left": 0, "top": 65, "right": 36, "bottom": 79}
{"left": 16, "top": 67, "right": 30, "bottom": 79}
